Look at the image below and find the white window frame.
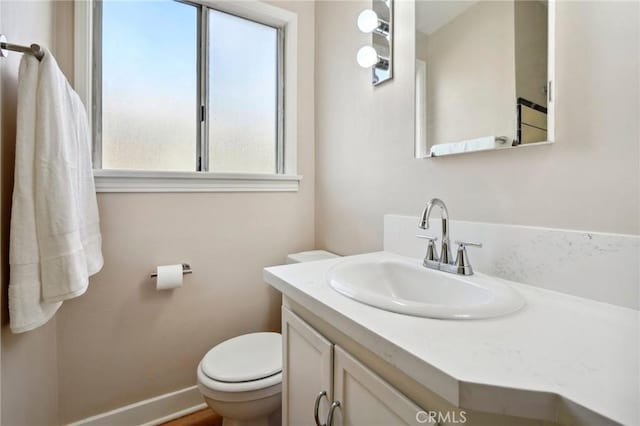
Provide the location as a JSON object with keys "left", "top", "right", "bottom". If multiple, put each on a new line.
{"left": 74, "top": 0, "right": 301, "bottom": 193}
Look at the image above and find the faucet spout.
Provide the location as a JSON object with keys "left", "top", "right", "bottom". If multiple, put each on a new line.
{"left": 418, "top": 198, "right": 452, "bottom": 263}
{"left": 417, "top": 198, "right": 481, "bottom": 275}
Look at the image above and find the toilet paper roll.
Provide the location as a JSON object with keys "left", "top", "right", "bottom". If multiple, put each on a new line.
{"left": 155, "top": 264, "right": 183, "bottom": 290}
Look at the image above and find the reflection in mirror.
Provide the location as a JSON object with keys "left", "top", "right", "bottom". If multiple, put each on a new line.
{"left": 415, "top": 0, "right": 552, "bottom": 158}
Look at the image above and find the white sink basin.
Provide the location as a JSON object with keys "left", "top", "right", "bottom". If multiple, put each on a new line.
{"left": 327, "top": 257, "right": 524, "bottom": 319}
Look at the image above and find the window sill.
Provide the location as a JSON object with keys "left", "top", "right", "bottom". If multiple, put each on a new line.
{"left": 93, "top": 170, "right": 301, "bottom": 193}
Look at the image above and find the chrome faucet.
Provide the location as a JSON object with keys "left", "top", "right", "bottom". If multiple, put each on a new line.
{"left": 417, "top": 198, "right": 482, "bottom": 275}
{"left": 418, "top": 198, "right": 452, "bottom": 264}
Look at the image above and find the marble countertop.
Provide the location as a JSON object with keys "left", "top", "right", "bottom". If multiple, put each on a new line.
{"left": 264, "top": 252, "right": 639, "bottom": 425}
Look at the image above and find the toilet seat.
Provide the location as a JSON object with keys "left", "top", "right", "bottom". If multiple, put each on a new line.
{"left": 201, "top": 332, "right": 282, "bottom": 383}
{"left": 197, "top": 363, "right": 282, "bottom": 401}
{"left": 197, "top": 332, "right": 283, "bottom": 403}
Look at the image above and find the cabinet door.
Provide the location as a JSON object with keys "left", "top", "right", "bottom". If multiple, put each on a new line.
{"left": 282, "top": 307, "right": 334, "bottom": 426}
{"left": 331, "top": 345, "right": 435, "bottom": 426}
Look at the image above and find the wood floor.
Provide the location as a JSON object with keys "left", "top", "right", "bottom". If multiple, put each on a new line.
{"left": 161, "top": 408, "right": 222, "bottom": 426}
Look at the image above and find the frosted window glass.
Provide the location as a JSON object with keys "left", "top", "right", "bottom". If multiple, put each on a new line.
{"left": 208, "top": 10, "right": 278, "bottom": 174}
{"left": 101, "top": 1, "right": 197, "bottom": 171}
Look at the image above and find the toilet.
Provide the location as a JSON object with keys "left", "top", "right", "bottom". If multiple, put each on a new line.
{"left": 197, "top": 251, "right": 337, "bottom": 425}
{"left": 197, "top": 332, "right": 282, "bottom": 426}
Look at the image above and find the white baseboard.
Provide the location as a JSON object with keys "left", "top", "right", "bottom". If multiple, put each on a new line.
{"left": 67, "top": 385, "right": 207, "bottom": 426}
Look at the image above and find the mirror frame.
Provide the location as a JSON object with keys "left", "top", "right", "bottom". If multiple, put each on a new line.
{"left": 414, "top": 0, "right": 557, "bottom": 159}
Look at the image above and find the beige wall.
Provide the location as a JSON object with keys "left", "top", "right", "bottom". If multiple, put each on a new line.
{"left": 417, "top": 1, "right": 517, "bottom": 147}
{"left": 315, "top": 0, "right": 640, "bottom": 256}
{"left": 1, "top": 0, "right": 315, "bottom": 424}
{"left": 57, "top": 192, "right": 314, "bottom": 422}
{"left": 0, "top": 1, "right": 60, "bottom": 425}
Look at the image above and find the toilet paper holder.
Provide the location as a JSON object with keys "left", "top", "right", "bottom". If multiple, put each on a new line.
{"left": 150, "top": 263, "right": 193, "bottom": 278}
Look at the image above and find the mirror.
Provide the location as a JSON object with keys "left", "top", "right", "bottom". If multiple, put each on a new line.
{"left": 414, "top": 0, "right": 554, "bottom": 158}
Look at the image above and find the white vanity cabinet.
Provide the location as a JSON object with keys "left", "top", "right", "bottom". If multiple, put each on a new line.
{"left": 267, "top": 255, "right": 628, "bottom": 426}
{"left": 282, "top": 307, "right": 431, "bottom": 426}
{"left": 282, "top": 306, "right": 333, "bottom": 426}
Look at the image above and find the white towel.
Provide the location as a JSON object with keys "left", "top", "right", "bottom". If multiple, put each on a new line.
{"left": 9, "top": 48, "right": 103, "bottom": 333}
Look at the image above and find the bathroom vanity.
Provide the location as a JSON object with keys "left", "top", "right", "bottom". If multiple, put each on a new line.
{"left": 264, "top": 250, "right": 637, "bottom": 426}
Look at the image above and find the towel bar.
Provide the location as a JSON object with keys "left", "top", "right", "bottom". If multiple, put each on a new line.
{"left": 0, "top": 34, "right": 44, "bottom": 61}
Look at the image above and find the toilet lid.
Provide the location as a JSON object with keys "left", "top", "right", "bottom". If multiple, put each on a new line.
{"left": 201, "top": 332, "right": 282, "bottom": 383}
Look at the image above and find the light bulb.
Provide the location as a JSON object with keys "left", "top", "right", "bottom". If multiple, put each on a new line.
{"left": 357, "top": 9, "right": 379, "bottom": 33}
{"left": 357, "top": 46, "right": 379, "bottom": 68}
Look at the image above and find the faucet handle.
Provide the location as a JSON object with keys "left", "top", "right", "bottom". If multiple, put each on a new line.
{"left": 416, "top": 234, "right": 438, "bottom": 261}
{"left": 454, "top": 240, "right": 482, "bottom": 275}
{"left": 454, "top": 240, "right": 482, "bottom": 248}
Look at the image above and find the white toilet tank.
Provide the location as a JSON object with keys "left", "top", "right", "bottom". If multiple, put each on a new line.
{"left": 286, "top": 250, "right": 339, "bottom": 264}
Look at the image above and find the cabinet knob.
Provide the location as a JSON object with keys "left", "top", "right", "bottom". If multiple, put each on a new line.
{"left": 314, "top": 390, "right": 328, "bottom": 426}
{"left": 327, "top": 400, "right": 341, "bottom": 426}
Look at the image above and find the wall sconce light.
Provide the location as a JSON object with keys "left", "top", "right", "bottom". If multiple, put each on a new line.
{"left": 357, "top": 9, "right": 389, "bottom": 35}
{"left": 356, "top": 46, "right": 389, "bottom": 69}
{"left": 356, "top": 0, "right": 393, "bottom": 86}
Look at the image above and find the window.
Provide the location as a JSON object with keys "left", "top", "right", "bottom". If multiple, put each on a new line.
{"left": 208, "top": 10, "right": 279, "bottom": 174}
{"left": 97, "top": 1, "right": 198, "bottom": 171}
{"left": 91, "top": 0, "right": 290, "bottom": 180}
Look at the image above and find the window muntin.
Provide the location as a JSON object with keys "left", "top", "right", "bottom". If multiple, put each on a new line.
{"left": 94, "top": 0, "right": 282, "bottom": 174}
